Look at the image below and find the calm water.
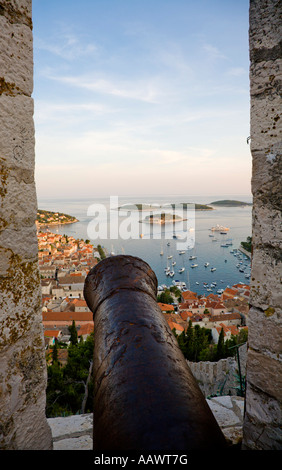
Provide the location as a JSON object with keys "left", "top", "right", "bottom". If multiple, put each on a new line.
{"left": 38, "top": 195, "right": 252, "bottom": 295}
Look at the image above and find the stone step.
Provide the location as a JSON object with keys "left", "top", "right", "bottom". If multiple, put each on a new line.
{"left": 47, "top": 396, "right": 244, "bottom": 450}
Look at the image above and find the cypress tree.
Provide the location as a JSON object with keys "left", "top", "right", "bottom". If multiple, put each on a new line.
{"left": 216, "top": 327, "right": 225, "bottom": 360}
{"left": 69, "top": 320, "right": 78, "bottom": 346}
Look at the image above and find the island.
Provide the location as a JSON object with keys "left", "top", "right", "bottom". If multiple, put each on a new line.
{"left": 116, "top": 203, "right": 161, "bottom": 211}
{"left": 168, "top": 203, "right": 213, "bottom": 211}
{"left": 142, "top": 213, "right": 187, "bottom": 224}
{"left": 117, "top": 202, "right": 213, "bottom": 211}
{"left": 36, "top": 209, "right": 78, "bottom": 227}
{"left": 209, "top": 200, "right": 252, "bottom": 207}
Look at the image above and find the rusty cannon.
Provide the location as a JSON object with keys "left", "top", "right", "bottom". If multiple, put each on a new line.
{"left": 84, "top": 254, "right": 227, "bottom": 451}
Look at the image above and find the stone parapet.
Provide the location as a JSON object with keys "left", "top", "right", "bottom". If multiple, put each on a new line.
{"left": 0, "top": 0, "right": 52, "bottom": 449}
{"left": 48, "top": 397, "right": 245, "bottom": 450}
{"left": 243, "top": 0, "right": 282, "bottom": 450}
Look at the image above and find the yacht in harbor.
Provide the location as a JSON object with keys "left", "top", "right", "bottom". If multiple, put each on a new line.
{"left": 204, "top": 262, "right": 210, "bottom": 267}
{"left": 178, "top": 267, "right": 185, "bottom": 273}
{"left": 191, "top": 263, "right": 198, "bottom": 268}
{"left": 210, "top": 224, "right": 230, "bottom": 232}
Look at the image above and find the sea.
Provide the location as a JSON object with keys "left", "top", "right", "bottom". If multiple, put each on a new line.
{"left": 37, "top": 194, "right": 252, "bottom": 296}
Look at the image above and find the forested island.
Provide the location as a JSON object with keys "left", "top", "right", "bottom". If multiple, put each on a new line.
{"left": 143, "top": 213, "right": 187, "bottom": 224}
{"left": 37, "top": 209, "right": 78, "bottom": 226}
{"left": 209, "top": 200, "right": 252, "bottom": 207}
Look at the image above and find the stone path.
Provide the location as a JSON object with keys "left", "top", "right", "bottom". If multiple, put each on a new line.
{"left": 47, "top": 396, "right": 245, "bottom": 450}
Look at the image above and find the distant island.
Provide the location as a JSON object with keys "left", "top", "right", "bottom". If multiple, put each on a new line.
{"left": 117, "top": 202, "right": 213, "bottom": 211}
{"left": 117, "top": 203, "right": 160, "bottom": 211}
{"left": 168, "top": 203, "right": 213, "bottom": 211}
{"left": 36, "top": 209, "right": 78, "bottom": 226}
{"left": 209, "top": 200, "right": 252, "bottom": 207}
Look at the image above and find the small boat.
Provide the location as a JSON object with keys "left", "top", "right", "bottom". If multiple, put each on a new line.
{"left": 172, "top": 261, "right": 176, "bottom": 266}
{"left": 196, "top": 281, "right": 199, "bottom": 285}
{"left": 178, "top": 250, "right": 186, "bottom": 254}
{"left": 167, "top": 242, "right": 170, "bottom": 246}
{"left": 169, "top": 271, "right": 175, "bottom": 277}
{"left": 212, "top": 238, "right": 218, "bottom": 242}
{"left": 211, "top": 267, "right": 216, "bottom": 272}
{"left": 191, "top": 264, "right": 198, "bottom": 268}
{"left": 204, "top": 262, "right": 210, "bottom": 267}
{"left": 189, "top": 255, "right": 197, "bottom": 260}
{"left": 178, "top": 267, "right": 185, "bottom": 273}
{"left": 160, "top": 251, "right": 163, "bottom": 256}
{"left": 167, "top": 255, "right": 172, "bottom": 259}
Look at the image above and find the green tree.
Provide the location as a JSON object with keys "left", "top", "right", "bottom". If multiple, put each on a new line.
{"left": 69, "top": 320, "right": 78, "bottom": 346}
{"left": 216, "top": 328, "right": 225, "bottom": 360}
{"left": 157, "top": 290, "right": 174, "bottom": 304}
{"left": 52, "top": 338, "right": 59, "bottom": 365}
{"left": 46, "top": 332, "right": 95, "bottom": 417}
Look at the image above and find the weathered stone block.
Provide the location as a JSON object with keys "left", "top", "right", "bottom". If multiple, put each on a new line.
{"left": 249, "top": 0, "right": 282, "bottom": 50}
{"left": 246, "top": 348, "right": 282, "bottom": 402}
{"left": 248, "top": 306, "right": 282, "bottom": 354}
{"left": 243, "top": 383, "right": 282, "bottom": 450}
{"left": 0, "top": 94, "right": 35, "bottom": 168}
{"left": 0, "top": 17, "right": 33, "bottom": 96}
{"left": 250, "top": 246, "right": 282, "bottom": 310}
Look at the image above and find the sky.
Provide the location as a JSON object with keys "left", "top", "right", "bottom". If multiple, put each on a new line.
{"left": 32, "top": 0, "right": 251, "bottom": 199}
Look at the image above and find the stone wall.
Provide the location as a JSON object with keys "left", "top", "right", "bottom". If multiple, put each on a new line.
{"left": 0, "top": 0, "right": 52, "bottom": 449}
{"left": 242, "top": 0, "right": 282, "bottom": 450}
{"left": 188, "top": 344, "right": 247, "bottom": 398}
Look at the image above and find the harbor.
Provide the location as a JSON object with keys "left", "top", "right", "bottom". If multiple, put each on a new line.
{"left": 37, "top": 195, "right": 252, "bottom": 297}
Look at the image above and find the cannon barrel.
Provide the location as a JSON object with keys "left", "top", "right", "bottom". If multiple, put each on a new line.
{"left": 84, "top": 255, "right": 227, "bottom": 450}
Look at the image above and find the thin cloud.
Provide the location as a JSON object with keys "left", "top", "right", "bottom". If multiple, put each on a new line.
{"left": 203, "top": 43, "right": 228, "bottom": 61}
{"left": 45, "top": 73, "right": 162, "bottom": 104}
{"left": 35, "top": 32, "right": 98, "bottom": 61}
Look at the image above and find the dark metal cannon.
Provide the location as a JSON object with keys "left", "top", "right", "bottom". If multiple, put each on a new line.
{"left": 84, "top": 255, "right": 227, "bottom": 450}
